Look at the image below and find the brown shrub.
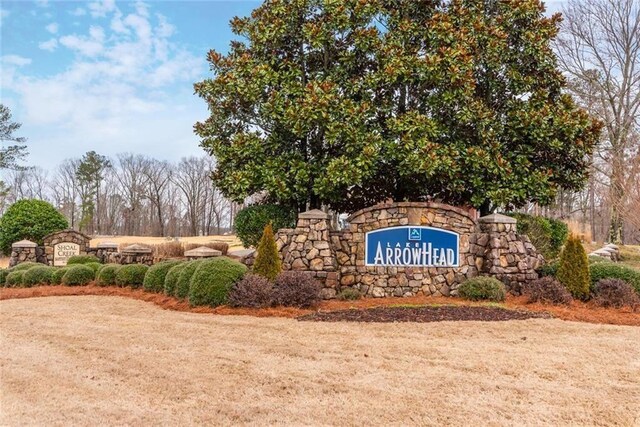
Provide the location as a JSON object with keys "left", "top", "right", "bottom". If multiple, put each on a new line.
{"left": 273, "top": 272, "right": 322, "bottom": 308}
{"left": 118, "top": 242, "right": 153, "bottom": 252}
{"left": 228, "top": 274, "right": 274, "bottom": 308}
{"left": 593, "top": 279, "right": 639, "bottom": 309}
{"left": 523, "top": 277, "right": 573, "bottom": 305}
{"left": 153, "top": 242, "right": 184, "bottom": 258}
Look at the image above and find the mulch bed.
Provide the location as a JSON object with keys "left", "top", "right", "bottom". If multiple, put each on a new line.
{"left": 298, "top": 305, "right": 552, "bottom": 323}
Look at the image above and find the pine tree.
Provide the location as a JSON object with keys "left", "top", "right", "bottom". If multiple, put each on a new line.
{"left": 556, "top": 234, "right": 590, "bottom": 300}
{"left": 253, "top": 222, "right": 282, "bottom": 281}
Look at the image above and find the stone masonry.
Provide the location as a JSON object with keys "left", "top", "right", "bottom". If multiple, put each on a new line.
{"left": 252, "top": 202, "right": 544, "bottom": 298}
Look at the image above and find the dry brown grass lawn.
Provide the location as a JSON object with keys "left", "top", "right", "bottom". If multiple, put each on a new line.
{"left": 90, "top": 234, "right": 244, "bottom": 251}
{"left": 1, "top": 296, "right": 639, "bottom": 426}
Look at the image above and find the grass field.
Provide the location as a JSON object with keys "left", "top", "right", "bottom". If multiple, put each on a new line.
{"left": 1, "top": 296, "right": 639, "bottom": 426}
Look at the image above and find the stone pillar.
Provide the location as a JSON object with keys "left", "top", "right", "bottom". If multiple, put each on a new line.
{"left": 478, "top": 213, "right": 542, "bottom": 293}
{"left": 184, "top": 246, "right": 222, "bottom": 260}
{"left": 108, "top": 244, "right": 154, "bottom": 265}
{"left": 9, "top": 240, "right": 43, "bottom": 267}
{"left": 95, "top": 242, "right": 118, "bottom": 263}
{"left": 282, "top": 209, "right": 339, "bottom": 298}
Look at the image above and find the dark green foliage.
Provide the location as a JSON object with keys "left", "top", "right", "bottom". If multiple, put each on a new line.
{"left": 96, "top": 264, "right": 121, "bottom": 287}
{"left": 175, "top": 260, "right": 204, "bottom": 299}
{"left": 164, "top": 263, "right": 188, "bottom": 296}
{"left": 195, "top": 2, "right": 600, "bottom": 214}
{"left": 67, "top": 255, "right": 101, "bottom": 265}
{"left": 0, "top": 199, "right": 68, "bottom": 255}
{"left": 537, "top": 260, "right": 559, "bottom": 277}
{"left": 457, "top": 277, "right": 506, "bottom": 302}
{"left": 23, "top": 265, "right": 55, "bottom": 287}
{"left": 556, "top": 235, "right": 590, "bottom": 300}
{"left": 228, "top": 274, "right": 274, "bottom": 308}
{"left": 61, "top": 265, "right": 94, "bottom": 286}
{"left": 51, "top": 267, "right": 69, "bottom": 285}
{"left": 5, "top": 270, "right": 25, "bottom": 287}
{"left": 273, "top": 272, "right": 322, "bottom": 308}
{"left": 509, "top": 213, "right": 568, "bottom": 259}
{"left": 593, "top": 279, "right": 639, "bottom": 309}
{"left": 523, "top": 277, "right": 572, "bottom": 305}
{"left": 143, "top": 260, "right": 183, "bottom": 293}
{"left": 0, "top": 269, "right": 8, "bottom": 286}
{"left": 188, "top": 258, "right": 247, "bottom": 307}
{"left": 253, "top": 222, "right": 282, "bottom": 281}
{"left": 590, "top": 263, "right": 640, "bottom": 295}
{"left": 234, "top": 204, "right": 296, "bottom": 248}
{"left": 9, "top": 262, "right": 41, "bottom": 272}
{"left": 84, "top": 262, "right": 102, "bottom": 274}
{"left": 337, "top": 288, "right": 362, "bottom": 301}
{"left": 115, "top": 264, "right": 149, "bottom": 288}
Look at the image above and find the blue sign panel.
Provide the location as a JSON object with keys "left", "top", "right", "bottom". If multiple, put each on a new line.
{"left": 365, "top": 226, "right": 459, "bottom": 267}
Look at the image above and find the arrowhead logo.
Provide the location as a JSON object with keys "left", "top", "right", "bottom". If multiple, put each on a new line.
{"left": 408, "top": 227, "right": 421, "bottom": 241}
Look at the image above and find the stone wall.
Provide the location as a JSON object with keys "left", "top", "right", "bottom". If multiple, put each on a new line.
{"left": 8, "top": 240, "right": 45, "bottom": 267}
{"left": 254, "top": 202, "right": 544, "bottom": 298}
{"left": 42, "top": 229, "right": 91, "bottom": 266}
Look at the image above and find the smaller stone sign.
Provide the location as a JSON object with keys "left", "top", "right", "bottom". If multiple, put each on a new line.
{"left": 53, "top": 242, "right": 80, "bottom": 266}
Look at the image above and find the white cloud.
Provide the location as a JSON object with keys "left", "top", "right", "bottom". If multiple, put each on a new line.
{"left": 5, "top": 3, "right": 207, "bottom": 168}
{"left": 45, "top": 22, "right": 58, "bottom": 34}
{"left": 70, "top": 7, "right": 86, "bottom": 16}
{"left": 88, "top": 0, "right": 116, "bottom": 18}
{"left": 38, "top": 38, "right": 58, "bottom": 51}
{"left": 2, "top": 55, "right": 32, "bottom": 67}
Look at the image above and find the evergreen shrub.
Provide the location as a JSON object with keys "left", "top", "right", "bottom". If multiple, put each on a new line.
{"left": 175, "top": 260, "right": 204, "bottom": 299}
{"left": 61, "top": 265, "right": 95, "bottom": 286}
{"left": 5, "top": 270, "right": 25, "bottom": 287}
{"left": 234, "top": 204, "right": 296, "bottom": 248}
{"left": 67, "top": 255, "right": 101, "bottom": 265}
{"left": 556, "top": 235, "right": 590, "bottom": 300}
{"left": 23, "top": 265, "right": 55, "bottom": 287}
{"left": 188, "top": 257, "right": 247, "bottom": 307}
{"left": 51, "top": 267, "right": 69, "bottom": 285}
{"left": 164, "top": 263, "right": 188, "bottom": 296}
{"left": 590, "top": 263, "right": 640, "bottom": 295}
{"left": 143, "top": 260, "right": 182, "bottom": 293}
{"left": 96, "top": 264, "right": 121, "bottom": 286}
{"left": 457, "top": 277, "right": 506, "bottom": 302}
{"left": 253, "top": 222, "right": 281, "bottom": 281}
{"left": 115, "top": 264, "right": 149, "bottom": 288}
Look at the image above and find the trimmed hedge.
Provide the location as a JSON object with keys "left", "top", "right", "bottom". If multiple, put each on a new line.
{"left": 175, "top": 260, "right": 204, "bottom": 299}
{"left": 6, "top": 270, "right": 25, "bottom": 287}
{"left": 23, "top": 265, "right": 55, "bottom": 287}
{"left": 143, "top": 260, "right": 182, "bottom": 293}
{"left": 590, "top": 263, "right": 640, "bottom": 295}
{"left": 234, "top": 204, "right": 296, "bottom": 248}
{"left": 0, "top": 269, "right": 8, "bottom": 286}
{"left": 61, "top": 265, "right": 95, "bottom": 286}
{"left": 96, "top": 264, "right": 121, "bottom": 286}
{"left": 67, "top": 255, "right": 101, "bottom": 265}
{"left": 164, "top": 263, "right": 188, "bottom": 296}
{"left": 9, "top": 262, "right": 41, "bottom": 272}
{"left": 115, "top": 264, "right": 149, "bottom": 288}
{"left": 457, "top": 277, "right": 506, "bottom": 302}
{"left": 273, "top": 271, "right": 322, "bottom": 307}
{"left": 51, "top": 267, "right": 69, "bottom": 285}
{"left": 85, "top": 262, "right": 103, "bottom": 273}
{"left": 188, "top": 258, "right": 247, "bottom": 307}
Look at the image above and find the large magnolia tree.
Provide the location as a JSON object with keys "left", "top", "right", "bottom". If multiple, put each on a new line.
{"left": 195, "top": 0, "right": 601, "bottom": 214}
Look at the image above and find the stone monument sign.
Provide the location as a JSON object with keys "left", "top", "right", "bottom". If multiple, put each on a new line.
{"left": 53, "top": 242, "right": 80, "bottom": 266}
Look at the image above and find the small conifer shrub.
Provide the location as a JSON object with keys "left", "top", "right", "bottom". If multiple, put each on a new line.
{"left": 556, "top": 234, "right": 590, "bottom": 300}
{"left": 252, "top": 222, "right": 282, "bottom": 281}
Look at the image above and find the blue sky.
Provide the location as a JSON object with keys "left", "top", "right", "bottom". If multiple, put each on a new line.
{"left": 1, "top": 0, "right": 564, "bottom": 170}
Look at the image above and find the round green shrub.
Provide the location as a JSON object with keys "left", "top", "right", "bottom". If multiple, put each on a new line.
{"left": 84, "top": 262, "right": 102, "bottom": 274}
{"left": 115, "top": 264, "right": 149, "bottom": 288}
{"left": 9, "top": 262, "right": 41, "bottom": 272}
{"left": 537, "top": 260, "right": 559, "bottom": 277}
{"left": 175, "top": 260, "right": 204, "bottom": 299}
{"left": 5, "top": 270, "right": 25, "bottom": 287}
{"left": 23, "top": 265, "right": 55, "bottom": 287}
{"left": 588, "top": 255, "right": 612, "bottom": 264}
{"left": 143, "top": 260, "right": 182, "bottom": 293}
{"left": 0, "top": 199, "right": 68, "bottom": 255}
{"left": 457, "top": 277, "right": 506, "bottom": 302}
{"left": 234, "top": 204, "right": 296, "bottom": 248}
{"left": 164, "top": 263, "right": 188, "bottom": 296}
{"left": 0, "top": 269, "right": 9, "bottom": 286}
{"left": 67, "top": 255, "right": 101, "bottom": 265}
{"left": 590, "top": 263, "right": 640, "bottom": 295}
{"left": 51, "top": 267, "right": 69, "bottom": 285}
{"left": 188, "top": 257, "right": 247, "bottom": 307}
{"left": 61, "top": 265, "right": 95, "bottom": 286}
{"left": 96, "top": 264, "right": 121, "bottom": 286}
